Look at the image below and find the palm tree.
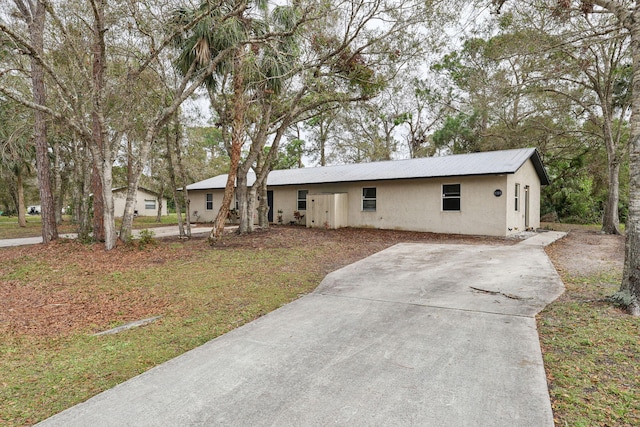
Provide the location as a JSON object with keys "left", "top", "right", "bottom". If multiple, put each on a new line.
{"left": 172, "top": 0, "right": 302, "bottom": 241}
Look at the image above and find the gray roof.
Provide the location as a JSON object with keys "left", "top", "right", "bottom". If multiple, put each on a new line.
{"left": 186, "top": 148, "right": 550, "bottom": 190}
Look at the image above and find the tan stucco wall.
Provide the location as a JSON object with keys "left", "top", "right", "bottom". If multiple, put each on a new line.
{"left": 113, "top": 190, "right": 168, "bottom": 217}
{"left": 188, "top": 191, "right": 225, "bottom": 222}
{"left": 293, "top": 176, "right": 509, "bottom": 236}
{"left": 186, "top": 159, "right": 543, "bottom": 236}
{"left": 506, "top": 160, "right": 542, "bottom": 232}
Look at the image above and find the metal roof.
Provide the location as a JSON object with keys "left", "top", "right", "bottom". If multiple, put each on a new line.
{"left": 186, "top": 148, "right": 550, "bottom": 190}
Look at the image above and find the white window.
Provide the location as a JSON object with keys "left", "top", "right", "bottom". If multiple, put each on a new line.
{"left": 206, "top": 193, "right": 213, "bottom": 210}
{"left": 515, "top": 183, "right": 520, "bottom": 211}
{"left": 297, "top": 190, "right": 308, "bottom": 210}
{"left": 362, "top": 187, "right": 376, "bottom": 211}
{"left": 442, "top": 184, "right": 461, "bottom": 211}
{"left": 145, "top": 199, "right": 156, "bottom": 210}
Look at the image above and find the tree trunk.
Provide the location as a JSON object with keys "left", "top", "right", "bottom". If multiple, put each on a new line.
{"left": 237, "top": 172, "right": 249, "bottom": 233}
{"left": 16, "top": 168, "right": 26, "bottom": 228}
{"left": 210, "top": 149, "right": 241, "bottom": 242}
{"left": 620, "top": 24, "right": 640, "bottom": 316}
{"left": 156, "top": 182, "right": 165, "bottom": 222}
{"left": 173, "top": 120, "right": 191, "bottom": 237}
{"left": 602, "top": 156, "right": 621, "bottom": 235}
{"left": 209, "top": 51, "right": 246, "bottom": 243}
{"left": 53, "top": 140, "right": 63, "bottom": 225}
{"left": 257, "top": 177, "right": 269, "bottom": 228}
{"left": 600, "top": 91, "right": 622, "bottom": 235}
{"left": 118, "top": 137, "right": 136, "bottom": 241}
{"left": 166, "top": 125, "right": 185, "bottom": 237}
{"left": 75, "top": 137, "right": 92, "bottom": 240}
{"left": 30, "top": 1, "right": 58, "bottom": 243}
{"left": 91, "top": 165, "right": 105, "bottom": 241}
{"left": 246, "top": 185, "right": 257, "bottom": 232}
{"left": 90, "top": 0, "right": 117, "bottom": 250}
{"left": 236, "top": 102, "right": 273, "bottom": 232}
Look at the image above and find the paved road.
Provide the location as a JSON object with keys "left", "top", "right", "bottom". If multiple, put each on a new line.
{"left": 36, "top": 232, "right": 565, "bottom": 427}
{"left": 0, "top": 225, "right": 211, "bottom": 248}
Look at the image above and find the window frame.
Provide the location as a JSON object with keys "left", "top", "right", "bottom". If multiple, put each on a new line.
{"left": 206, "top": 193, "right": 213, "bottom": 210}
{"left": 362, "top": 187, "right": 377, "bottom": 212}
{"left": 442, "top": 183, "right": 461, "bottom": 212}
{"left": 144, "top": 199, "right": 156, "bottom": 210}
{"left": 297, "top": 189, "right": 308, "bottom": 211}
{"left": 515, "top": 183, "right": 520, "bottom": 211}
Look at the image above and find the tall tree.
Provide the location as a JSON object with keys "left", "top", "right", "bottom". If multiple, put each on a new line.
{"left": 0, "top": 1, "right": 239, "bottom": 249}
{"left": 12, "top": 0, "right": 58, "bottom": 242}
{"left": 174, "top": 0, "right": 307, "bottom": 239}
{"left": 240, "top": 0, "right": 441, "bottom": 234}
{"left": 434, "top": 5, "right": 629, "bottom": 229}
{"left": 492, "top": 0, "right": 640, "bottom": 315}
{"left": 528, "top": 8, "right": 631, "bottom": 234}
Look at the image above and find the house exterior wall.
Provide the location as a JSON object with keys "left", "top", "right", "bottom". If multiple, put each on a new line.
{"left": 189, "top": 191, "right": 225, "bottom": 222}
{"left": 186, "top": 158, "right": 543, "bottom": 236}
{"left": 113, "top": 190, "right": 168, "bottom": 217}
{"left": 506, "top": 160, "right": 542, "bottom": 232}
{"left": 290, "top": 176, "right": 508, "bottom": 236}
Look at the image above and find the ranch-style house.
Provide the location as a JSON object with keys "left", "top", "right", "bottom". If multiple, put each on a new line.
{"left": 185, "top": 147, "right": 550, "bottom": 237}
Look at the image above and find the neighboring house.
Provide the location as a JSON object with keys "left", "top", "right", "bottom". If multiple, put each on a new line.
{"left": 112, "top": 187, "right": 168, "bottom": 217}
{"left": 185, "top": 148, "right": 550, "bottom": 237}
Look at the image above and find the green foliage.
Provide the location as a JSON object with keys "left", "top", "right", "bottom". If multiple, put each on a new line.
{"left": 271, "top": 138, "right": 305, "bottom": 170}
{"left": 542, "top": 155, "right": 601, "bottom": 223}
{"left": 432, "top": 111, "right": 483, "bottom": 154}
{"left": 136, "top": 229, "right": 156, "bottom": 249}
{"left": 76, "top": 231, "right": 95, "bottom": 245}
{"left": 183, "top": 126, "right": 229, "bottom": 181}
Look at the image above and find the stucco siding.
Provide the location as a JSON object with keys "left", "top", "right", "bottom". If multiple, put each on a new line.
{"left": 113, "top": 189, "right": 168, "bottom": 217}
{"left": 328, "top": 176, "right": 509, "bottom": 236}
{"left": 185, "top": 158, "right": 543, "bottom": 236}
{"left": 189, "top": 191, "right": 224, "bottom": 222}
{"left": 506, "top": 160, "right": 541, "bottom": 232}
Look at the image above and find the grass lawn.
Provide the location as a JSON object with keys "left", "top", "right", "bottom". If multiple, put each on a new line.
{"left": 0, "top": 234, "right": 324, "bottom": 425}
{"left": 540, "top": 228, "right": 640, "bottom": 426}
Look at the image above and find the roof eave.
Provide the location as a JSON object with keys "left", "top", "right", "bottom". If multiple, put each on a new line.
{"left": 529, "top": 149, "right": 551, "bottom": 186}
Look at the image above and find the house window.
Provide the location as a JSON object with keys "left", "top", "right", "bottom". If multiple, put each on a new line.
{"left": 144, "top": 199, "right": 156, "bottom": 210}
{"left": 206, "top": 193, "right": 213, "bottom": 210}
{"left": 442, "top": 184, "right": 461, "bottom": 211}
{"left": 515, "top": 183, "right": 520, "bottom": 211}
{"left": 297, "top": 190, "right": 308, "bottom": 210}
{"left": 362, "top": 187, "right": 376, "bottom": 211}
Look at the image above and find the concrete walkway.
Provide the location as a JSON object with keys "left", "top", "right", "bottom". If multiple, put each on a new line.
{"left": 36, "top": 231, "right": 566, "bottom": 427}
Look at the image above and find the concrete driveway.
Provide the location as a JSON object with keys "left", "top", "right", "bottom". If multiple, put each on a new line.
{"left": 36, "top": 232, "right": 565, "bottom": 427}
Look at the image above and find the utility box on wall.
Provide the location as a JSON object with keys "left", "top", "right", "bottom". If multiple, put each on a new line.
{"left": 306, "top": 193, "right": 349, "bottom": 229}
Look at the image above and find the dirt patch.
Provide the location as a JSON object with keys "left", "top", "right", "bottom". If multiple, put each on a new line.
{"left": 545, "top": 229, "right": 625, "bottom": 278}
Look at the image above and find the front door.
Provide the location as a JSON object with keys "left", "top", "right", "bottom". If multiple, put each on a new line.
{"left": 267, "top": 191, "right": 274, "bottom": 222}
{"left": 524, "top": 185, "right": 530, "bottom": 229}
